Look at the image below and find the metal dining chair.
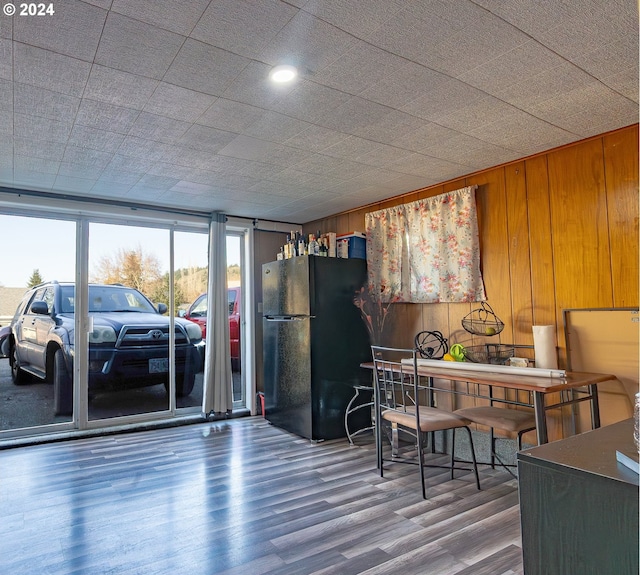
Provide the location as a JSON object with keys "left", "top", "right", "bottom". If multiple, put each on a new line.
{"left": 453, "top": 404, "right": 536, "bottom": 476}
{"left": 371, "top": 345, "right": 481, "bottom": 499}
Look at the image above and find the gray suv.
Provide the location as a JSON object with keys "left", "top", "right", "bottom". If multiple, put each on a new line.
{"left": 9, "top": 281, "right": 204, "bottom": 415}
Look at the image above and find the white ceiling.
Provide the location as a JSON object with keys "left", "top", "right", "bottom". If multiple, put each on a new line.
{"left": 0, "top": 0, "right": 637, "bottom": 224}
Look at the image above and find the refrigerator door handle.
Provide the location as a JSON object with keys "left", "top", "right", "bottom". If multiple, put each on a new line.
{"left": 265, "top": 315, "right": 314, "bottom": 322}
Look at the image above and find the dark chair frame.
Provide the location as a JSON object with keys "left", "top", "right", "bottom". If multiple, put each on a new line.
{"left": 371, "top": 345, "right": 481, "bottom": 499}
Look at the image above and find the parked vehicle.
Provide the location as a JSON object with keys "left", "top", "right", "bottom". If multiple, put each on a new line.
{"left": 9, "top": 281, "right": 204, "bottom": 415}
{"left": 184, "top": 286, "right": 241, "bottom": 370}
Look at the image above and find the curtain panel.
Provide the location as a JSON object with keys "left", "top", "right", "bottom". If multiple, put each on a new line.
{"left": 202, "top": 212, "right": 233, "bottom": 416}
{"left": 365, "top": 186, "right": 486, "bottom": 304}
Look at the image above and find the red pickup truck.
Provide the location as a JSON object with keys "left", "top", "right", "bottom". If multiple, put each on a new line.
{"left": 183, "top": 286, "right": 241, "bottom": 371}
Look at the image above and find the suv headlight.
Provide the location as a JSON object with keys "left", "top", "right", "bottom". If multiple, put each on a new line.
{"left": 89, "top": 326, "right": 117, "bottom": 344}
{"left": 184, "top": 322, "right": 202, "bottom": 341}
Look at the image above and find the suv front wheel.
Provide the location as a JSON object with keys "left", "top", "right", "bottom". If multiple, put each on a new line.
{"left": 10, "top": 345, "right": 28, "bottom": 385}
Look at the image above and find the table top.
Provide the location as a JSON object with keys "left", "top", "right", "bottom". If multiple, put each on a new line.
{"left": 518, "top": 418, "right": 640, "bottom": 487}
{"left": 360, "top": 361, "right": 616, "bottom": 394}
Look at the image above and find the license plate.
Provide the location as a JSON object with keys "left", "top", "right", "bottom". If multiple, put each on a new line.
{"left": 149, "top": 358, "right": 168, "bottom": 373}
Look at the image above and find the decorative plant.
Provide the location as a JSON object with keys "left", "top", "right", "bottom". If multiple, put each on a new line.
{"left": 353, "top": 284, "right": 398, "bottom": 344}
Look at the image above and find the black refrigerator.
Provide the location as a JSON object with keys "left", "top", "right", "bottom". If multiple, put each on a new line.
{"left": 262, "top": 256, "right": 372, "bottom": 440}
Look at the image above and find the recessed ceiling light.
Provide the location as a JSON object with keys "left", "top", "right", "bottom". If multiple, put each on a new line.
{"left": 269, "top": 64, "right": 298, "bottom": 83}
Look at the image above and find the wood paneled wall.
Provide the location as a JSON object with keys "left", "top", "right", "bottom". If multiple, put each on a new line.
{"left": 303, "top": 125, "right": 639, "bottom": 441}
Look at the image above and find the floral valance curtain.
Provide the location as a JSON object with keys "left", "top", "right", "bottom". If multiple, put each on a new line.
{"left": 365, "top": 186, "right": 486, "bottom": 303}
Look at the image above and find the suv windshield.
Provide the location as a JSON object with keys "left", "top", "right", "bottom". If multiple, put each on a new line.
{"left": 60, "top": 285, "right": 158, "bottom": 314}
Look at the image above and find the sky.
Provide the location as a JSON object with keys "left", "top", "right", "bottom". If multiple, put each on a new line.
{"left": 0, "top": 214, "right": 240, "bottom": 288}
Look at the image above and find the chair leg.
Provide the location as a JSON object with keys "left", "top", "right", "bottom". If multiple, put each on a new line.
{"left": 463, "top": 426, "right": 481, "bottom": 490}
{"left": 489, "top": 426, "right": 496, "bottom": 469}
{"left": 450, "top": 428, "right": 456, "bottom": 481}
{"left": 417, "top": 431, "right": 427, "bottom": 499}
{"left": 376, "top": 408, "right": 384, "bottom": 477}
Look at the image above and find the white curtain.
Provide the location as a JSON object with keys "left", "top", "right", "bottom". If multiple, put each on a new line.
{"left": 365, "top": 186, "right": 486, "bottom": 303}
{"left": 202, "top": 212, "right": 232, "bottom": 417}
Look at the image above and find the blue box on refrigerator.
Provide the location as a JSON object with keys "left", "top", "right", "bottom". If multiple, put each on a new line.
{"left": 337, "top": 232, "right": 366, "bottom": 259}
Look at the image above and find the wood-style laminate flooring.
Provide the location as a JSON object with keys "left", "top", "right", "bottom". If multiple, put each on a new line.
{"left": 0, "top": 417, "right": 524, "bottom": 575}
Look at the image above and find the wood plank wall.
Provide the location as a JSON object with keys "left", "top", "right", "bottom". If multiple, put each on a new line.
{"left": 303, "top": 125, "right": 639, "bottom": 441}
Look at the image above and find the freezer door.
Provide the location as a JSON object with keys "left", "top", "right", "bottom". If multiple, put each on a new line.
{"left": 262, "top": 257, "right": 311, "bottom": 316}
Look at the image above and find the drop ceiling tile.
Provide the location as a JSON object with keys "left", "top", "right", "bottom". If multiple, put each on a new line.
{"left": 111, "top": 0, "right": 209, "bottom": 36}
{"left": 168, "top": 146, "right": 230, "bottom": 170}
{"left": 146, "top": 162, "right": 196, "bottom": 181}
{"left": 282, "top": 124, "right": 350, "bottom": 153}
{"left": 13, "top": 170, "right": 56, "bottom": 188}
{"left": 269, "top": 80, "right": 351, "bottom": 124}
{"left": 75, "top": 99, "right": 140, "bottom": 134}
{"left": 84, "top": 65, "right": 158, "bottom": 110}
{"left": 390, "top": 123, "right": 461, "bottom": 154}
{"left": 303, "top": 0, "right": 404, "bottom": 38}
{"left": 261, "top": 10, "right": 357, "bottom": 73}
{"left": 385, "top": 152, "right": 467, "bottom": 179}
{"left": 352, "top": 109, "right": 421, "bottom": 144}
{"left": 437, "top": 96, "right": 520, "bottom": 133}
{"left": 103, "top": 154, "right": 153, "bottom": 175}
{"left": 13, "top": 0, "right": 106, "bottom": 62}
{"left": 242, "top": 111, "right": 312, "bottom": 143}
{"left": 143, "top": 83, "right": 216, "bottom": 123}
{"left": 0, "top": 110, "right": 12, "bottom": 135}
{"left": 128, "top": 112, "right": 191, "bottom": 144}
{"left": 218, "top": 135, "right": 310, "bottom": 166}
{"left": 0, "top": 10, "right": 11, "bottom": 39}
{"left": 197, "top": 98, "right": 265, "bottom": 133}
{"left": 192, "top": 0, "right": 297, "bottom": 60}
{"left": 177, "top": 124, "right": 237, "bottom": 153}
{"left": 457, "top": 41, "right": 563, "bottom": 95}
{"left": 401, "top": 79, "right": 487, "bottom": 122}
{"left": 603, "top": 67, "right": 639, "bottom": 103}
{"left": 62, "top": 145, "right": 113, "bottom": 169}
{"left": 97, "top": 167, "right": 143, "bottom": 186}
{"left": 57, "top": 162, "right": 101, "bottom": 180}
{"left": 571, "top": 36, "right": 639, "bottom": 87}
{"left": 95, "top": 12, "right": 184, "bottom": 80}
{"left": 0, "top": 39, "right": 11, "bottom": 81}
{"left": 14, "top": 113, "right": 72, "bottom": 143}
{"left": 83, "top": 0, "right": 113, "bottom": 8}
{"left": 54, "top": 174, "right": 98, "bottom": 192}
{"left": 14, "top": 154, "right": 60, "bottom": 175}
{"left": 14, "top": 83, "right": 80, "bottom": 124}
{"left": 498, "top": 60, "right": 598, "bottom": 111}
{"left": 91, "top": 181, "right": 134, "bottom": 196}
{"left": 164, "top": 39, "right": 251, "bottom": 97}
{"left": 0, "top": 79, "right": 11, "bottom": 112}
{"left": 68, "top": 125, "right": 125, "bottom": 154}
{"left": 133, "top": 174, "right": 180, "bottom": 191}
{"left": 116, "top": 136, "right": 177, "bottom": 163}
{"left": 316, "top": 96, "right": 392, "bottom": 134}
{"left": 359, "top": 62, "right": 450, "bottom": 110}
{"left": 13, "top": 42, "right": 91, "bottom": 98}
{"left": 312, "top": 40, "right": 410, "bottom": 96}
{"left": 14, "top": 137, "right": 66, "bottom": 161}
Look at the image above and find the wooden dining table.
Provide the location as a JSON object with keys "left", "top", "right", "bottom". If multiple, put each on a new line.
{"left": 360, "top": 361, "right": 617, "bottom": 444}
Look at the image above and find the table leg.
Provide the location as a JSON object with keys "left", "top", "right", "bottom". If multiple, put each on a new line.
{"left": 589, "top": 383, "right": 601, "bottom": 430}
{"left": 533, "top": 391, "right": 548, "bottom": 444}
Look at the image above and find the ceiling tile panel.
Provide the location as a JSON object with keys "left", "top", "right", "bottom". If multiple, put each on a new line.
{"left": 13, "top": 42, "right": 91, "bottom": 97}
{"left": 192, "top": 0, "right": 298, "bottom": 59}
{"left": 197, "top": 98, "right": 266, "bottom": 133}
{"left": 13, "top": 83, "right": 80, "bottom": 124}
{"left": 14, "top": 113, "right": 72, "bottom": 143}
{"left": 111, "top": 0, "right": 209, "bottom": 36}
{"left": 84, "top": 65, "right": 159, "bottom": 110}
{"left": 282, "top": 125, "right": 350, "bottom": 153}
{"left": 142, "top": 83, "right": 216, "bottom": 123}
{"left": 14, "top": 137, "right": 65, "bottom": 161}
{"left": 0, "top": 78, "right": 12, "bottom": 112}
{"left": 128, "top": 112, "right": 191, "bottom": 144}
{"left": 68, "top": 125, "right": 124, "bottom": 154}
{"left": 261, "top": 10, "right": 357, "bottom": 73}
{"left": 0, "top": 39, "right": 11, "bottom": 81}
{"left": 242, "top": 111, "right": 312, "bottom": 143}
{"left": 75, "top": 99, "right": 140, "bottom": 134}
{"left": 164, "top": 39, "right": 251, "bottom": 96}
{"left": 177, "top": 124, "right": 238, "bottom": 153}
{"left": 13, "top": 0, "right": 106, "bottom": 61}
{"left": 95, "top": 12, "right": 185, "bottom": 80}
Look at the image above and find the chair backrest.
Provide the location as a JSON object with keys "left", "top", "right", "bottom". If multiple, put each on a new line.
{"left": 371, "top": 346, "right": 422, "bottom": 428}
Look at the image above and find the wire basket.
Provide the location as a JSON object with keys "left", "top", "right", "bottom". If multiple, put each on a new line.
{"left": 462, "top": 302, "right": 504, "bottom": 336}
{"left": 463, "top": 344, "right": 515, "bottom": 365}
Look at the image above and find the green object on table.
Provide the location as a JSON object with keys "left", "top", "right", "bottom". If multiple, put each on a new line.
{"left": 450, "top": 343, "right": 466, "bottom": 361}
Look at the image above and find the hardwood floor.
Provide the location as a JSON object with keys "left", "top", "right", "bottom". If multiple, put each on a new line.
{"left": 0, "top": 417, "right": 524, "bottom": 575}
